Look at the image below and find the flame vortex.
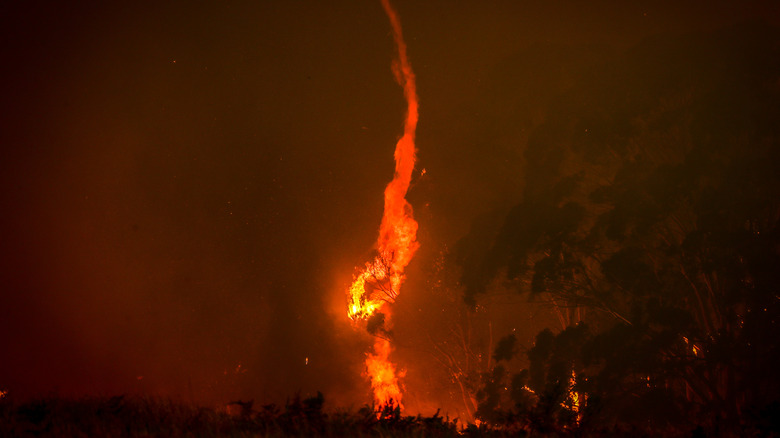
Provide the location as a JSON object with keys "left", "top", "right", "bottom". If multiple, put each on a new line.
{"left": 347, "top": 0, "right": 419, "bottom": 408}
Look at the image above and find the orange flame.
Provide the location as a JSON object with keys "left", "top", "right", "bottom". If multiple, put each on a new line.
{"left": 366, "top": 335, "right": 406, "bottom": 408}
{"left": 347, "top": 0, "right": 419, "bottom": 408}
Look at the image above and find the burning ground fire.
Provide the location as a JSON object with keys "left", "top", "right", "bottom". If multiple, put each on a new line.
{"left": 346, "top": 0, "right": 419, "bottom": 409}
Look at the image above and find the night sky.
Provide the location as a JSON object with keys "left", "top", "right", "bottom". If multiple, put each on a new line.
{"left": 2, "top": 0, "right": 778, "bottom": 413}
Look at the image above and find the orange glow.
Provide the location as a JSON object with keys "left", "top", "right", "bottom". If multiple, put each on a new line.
{"left": 347, "top": 0, "right": 419, "bottom": 408}
{"left": 348, "top": 253, "right": 397, "bottom": 320}
{"left": 566, "top": 370, "right": 583, "bottom": 424}
{"left": 366, "top": 335, "right": 406, "bottom": 408}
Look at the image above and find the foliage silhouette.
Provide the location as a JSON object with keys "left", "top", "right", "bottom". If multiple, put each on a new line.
{"left": 459, "top": 22, "right": 780, "bottom": 436}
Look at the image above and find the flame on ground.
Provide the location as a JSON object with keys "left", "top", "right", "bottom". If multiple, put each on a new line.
{"left": 366, "top": 336, "right": 406, "bottom": 408}
{"left": 346, "top": 0, "right": 419, "bottom": 408}
{"left": 567, "top": 370, "right": 583, "bottom": 424}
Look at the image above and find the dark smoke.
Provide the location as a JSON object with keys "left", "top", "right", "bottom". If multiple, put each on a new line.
{"left": 2, "top": 0, "right": 778, "bottom": 421}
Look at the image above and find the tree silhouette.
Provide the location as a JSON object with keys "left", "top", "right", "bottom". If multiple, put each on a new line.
{"left": 459, "top": 22, "right": 780, "bottom": 435}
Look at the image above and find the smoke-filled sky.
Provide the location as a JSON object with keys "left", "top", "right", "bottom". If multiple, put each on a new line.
{"left": 2, "top": 0, "right": 778, "bottom": 410}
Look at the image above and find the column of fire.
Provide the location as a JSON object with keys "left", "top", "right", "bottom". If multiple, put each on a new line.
{"left": 346, "top": 0, "right": 420, "bottom": 409}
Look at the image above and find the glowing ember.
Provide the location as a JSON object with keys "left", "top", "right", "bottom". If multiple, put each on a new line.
{"left": 346, "top": 0, "right": 419, "bottom": 408}
{"left": 567, "top": 370, "right": 583, "bottom": 423}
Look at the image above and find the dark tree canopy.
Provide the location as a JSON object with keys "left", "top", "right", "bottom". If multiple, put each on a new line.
{"left": 457, "top": 22, "right": 780, "bottom": 435}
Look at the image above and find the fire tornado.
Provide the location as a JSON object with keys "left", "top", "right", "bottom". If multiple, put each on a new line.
{"left": 347, "top": 0, "right": 419, "bottom": 409}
